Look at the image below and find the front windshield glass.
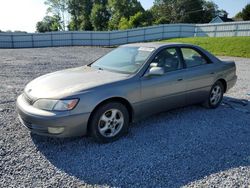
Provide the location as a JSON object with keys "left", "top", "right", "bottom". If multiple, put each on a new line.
{"left": 91, "top": 46, "right": 155, "bottom": 74}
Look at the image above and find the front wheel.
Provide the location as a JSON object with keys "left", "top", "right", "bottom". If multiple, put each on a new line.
{"left": 203, "top": 81, "right": 224, "bottom": 109}
{"left": 89, "top": 102, "right": 129, "bottom": 143}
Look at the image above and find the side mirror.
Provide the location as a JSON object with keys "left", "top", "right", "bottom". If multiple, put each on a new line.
{"left": 147, "top": 67, "right": 164, "bottom": 77}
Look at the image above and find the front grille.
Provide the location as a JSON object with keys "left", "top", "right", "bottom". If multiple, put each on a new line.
{"left": 23, "top": 93, "right": 34, "bottom": 105}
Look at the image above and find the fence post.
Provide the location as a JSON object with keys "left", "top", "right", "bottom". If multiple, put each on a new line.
{"left": 234, "top": 23, "right": 239, "bottom": 37}
{"left": 179, "top": 24, "right": 182, "bottom": 38}
{"left": 11, "top": 33, "right": 14, "bottom": 48}
{"left": 162, "top": 24, "right": 164, "bottom": 40}
{"left": 194, "top": 24, "right": 197, "bottom": 37}
{"left": 90, "top": 32, "right": 93, "bottom": 46}
{"left": 214, "top": 25, "right": 217, "bottom": 37}
{"left": 108, "top": 32, "right": 111, "bottom": 46}
{"left": 50, "top": 32, "right": 53, "bottom": 47}
{"left": 126, "top": 30, "right": 128, "bottom": 44}
{"left": 71, "top": 32, "right": 73, "bottom": 46}
{"left": 143, "top": 28, "right": 145, "bottom": 41}
{"left": 31, "top": 34, "right": 34, "bottom": 47}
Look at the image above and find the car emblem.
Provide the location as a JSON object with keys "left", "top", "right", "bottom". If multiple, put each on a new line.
{"left": 28, "top": 89, "right": 32, "bottom": 93}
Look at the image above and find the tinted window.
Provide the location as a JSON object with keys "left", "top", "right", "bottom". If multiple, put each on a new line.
{"left": 181, "top": 48, "right": 208, "bottom": 68}
{"left": 149, "top": 48, "right": 182, "bottom": 74}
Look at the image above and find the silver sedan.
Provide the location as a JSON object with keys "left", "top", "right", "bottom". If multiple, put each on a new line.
{"left": 16, "top": 42, "right": 237, "bottom": 143}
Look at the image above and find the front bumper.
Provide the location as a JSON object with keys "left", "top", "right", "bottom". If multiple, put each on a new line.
{"left": 16, "top": 94, "right": 90, "bottom": 137}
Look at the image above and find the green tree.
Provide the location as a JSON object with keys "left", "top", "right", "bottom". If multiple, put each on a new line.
{"left": 151, "top": 0, "right": 219, "bottom": 24}
{"left": 235, "top": 11, "right": 243, "bottom": 20}
{"left": 67, "top": 0, "right": 83, "bottom": 30}
{"left": 130, "top": 11, "right": 153, "bottom": 27}
{"left": 45, "top": 0, "right": 68, "bottom": 30}
{"left": 108, "top": 0, "right": 144, "bottom": 30}
{"left": 90, "top": 0, "right": 110, "bottom": 31}
{"left": 242, "top": 4, "right": 250, "bottom": 21}
{"left": 118, "top": 17, "right": 132, "bottom": 30}
{"left": 201, "top": 0, "right": 218, "bottom": 23}
{"left": 118, "top": 10, "right": 153, "bottom": 30}
{"left": 67, "top": 0, "right": 93, "bottom": 31}
{"left": 36, "top": 15, "right": 62, "bottom": 33}
{"left": 151, "top": 0, "right": 178, "bottom": 24}
{"left": 174, "top": 0, "right": 204, "bottom": 23}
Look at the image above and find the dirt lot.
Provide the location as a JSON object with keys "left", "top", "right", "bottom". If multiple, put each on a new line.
{"left": 0, "top": 47, "right": 250, "bottom": 187}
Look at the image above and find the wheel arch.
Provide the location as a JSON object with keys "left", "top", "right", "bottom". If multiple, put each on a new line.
{"left": 216, "top": 78, "right": 227, "bottom": 93}
{"left": 87, "top": 97, "right": 134, "bottom": 133}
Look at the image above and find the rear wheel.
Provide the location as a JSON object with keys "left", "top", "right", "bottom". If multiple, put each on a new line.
{"left": 203, "top": 81, "right": 224, "bottom": 109}
{"left": 89, "top": 102, "right": 129, "bottom": 143}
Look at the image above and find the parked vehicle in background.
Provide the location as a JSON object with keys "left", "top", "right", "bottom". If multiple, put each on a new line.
{"left": 16, "top": 42, "right": 237, "bottom": 143}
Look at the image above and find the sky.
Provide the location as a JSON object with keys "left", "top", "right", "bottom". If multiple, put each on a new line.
{"left": 0, "top": 0, "right": 249, "bottom": 33}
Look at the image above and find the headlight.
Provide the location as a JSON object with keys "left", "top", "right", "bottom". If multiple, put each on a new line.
{"left": 33, "top": 99, "right": 79, "bottom": 111}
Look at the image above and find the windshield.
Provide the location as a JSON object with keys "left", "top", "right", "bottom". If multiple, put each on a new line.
{"left": 91, "top": 46, "right": 155, "bottom": 74}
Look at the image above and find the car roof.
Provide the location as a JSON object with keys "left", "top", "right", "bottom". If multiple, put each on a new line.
{"left": 121, "top": 42, "right": 195, "bottom": 49}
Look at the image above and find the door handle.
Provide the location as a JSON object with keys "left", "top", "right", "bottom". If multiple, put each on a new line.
{"left": 177, "top": 78, "right": 183, "bottom": 81}
{"left": 210, "top": 72, "right": 215, "bottom": 75}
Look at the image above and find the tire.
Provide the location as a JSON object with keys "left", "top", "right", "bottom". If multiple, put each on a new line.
{"left": 203, "top": 81, "right": 224, "bottom": 109}
{"left": 89, "top": 102, "right": 129, "bottom": 143}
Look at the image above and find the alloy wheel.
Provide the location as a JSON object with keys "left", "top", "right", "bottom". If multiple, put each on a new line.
{"left": 210, "top": 85, "right": 222, "bottom": 106}
{"left": 98, "top": 109, "right": 124, "bottom": 138}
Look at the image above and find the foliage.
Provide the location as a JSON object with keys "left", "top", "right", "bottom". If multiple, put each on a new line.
{"left": 90, "top": 0, "right": 110, "bottom": 31}
{"left": 39, "top": 0, "right": 227, "bottom": 31}
{"left": 130, "top": 11, "right": 153, "bottom": 28}
{"left": 175, "top": 0, "right": 204, "bottom": 23}
{"left": 235, "top": 12, "right": 243, "bottom": 20}
{"left": 161, "top": 37, "right": 250, "bottom": 58}
{"left": 242, "top": 4, "right": 250, "bottom": 21}
{"left": 118, "top": 11, "right": 153, "bottom": 30}
{"left": 234, "top": 4, "right": 250, "bottom": 21}
{"left": 201, "top": 1, "right": 218, "bottom": 23}
{"left": 118, "top": 17, "right": 132, "bottom": 30}
{"left": 45, "top": 0, "right": 68, "bottom": 30}
{"left": 108, "top": 0, "right": 144, "bottom": 30}
{"left": 67, "top": 0, "right": 84, "bottom": 30}
{"left": 36, "top": 15, "right": 62, "bottom": 32}
{"left": 67, "top": 0, "right": 93, "bottom": 31}
{"left": 151, "top": 0, "right": 220, "bottom": 24}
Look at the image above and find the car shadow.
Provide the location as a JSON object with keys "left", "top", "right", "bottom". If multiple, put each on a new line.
{"left": 31, "top": 96, "right": 250, "bottom": 187}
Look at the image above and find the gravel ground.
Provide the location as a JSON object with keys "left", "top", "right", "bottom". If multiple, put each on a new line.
{"left": 0, "top": 47, "right": 249, "bottom": 188}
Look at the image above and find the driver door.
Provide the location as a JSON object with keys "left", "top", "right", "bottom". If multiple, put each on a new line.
{"left": 139, "top": 47, "right": 187, "bottom": 117}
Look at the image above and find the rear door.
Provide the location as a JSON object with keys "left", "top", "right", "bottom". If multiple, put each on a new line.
{"left": 180, "top": 47, "right": 217, "bottom": 104}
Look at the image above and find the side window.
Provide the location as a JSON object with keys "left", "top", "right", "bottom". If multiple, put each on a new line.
{"left": 181, "top": 48, "right": 208, "bottom": 68}
{"left": 149, "top": 48, "right": 182, "bottom": 74}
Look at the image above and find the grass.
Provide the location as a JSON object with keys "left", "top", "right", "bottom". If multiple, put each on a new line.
{"left": 161, "top": 37, "right": 250, "bottom": 58}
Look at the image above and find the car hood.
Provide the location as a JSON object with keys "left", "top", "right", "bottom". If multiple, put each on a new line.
{"left": 24, "top": 66, "right": 129, "bottom": 99}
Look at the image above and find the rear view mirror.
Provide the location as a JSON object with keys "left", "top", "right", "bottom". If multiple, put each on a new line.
{"left": 147, "top": 67, "right": 164, "bottom": 76}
